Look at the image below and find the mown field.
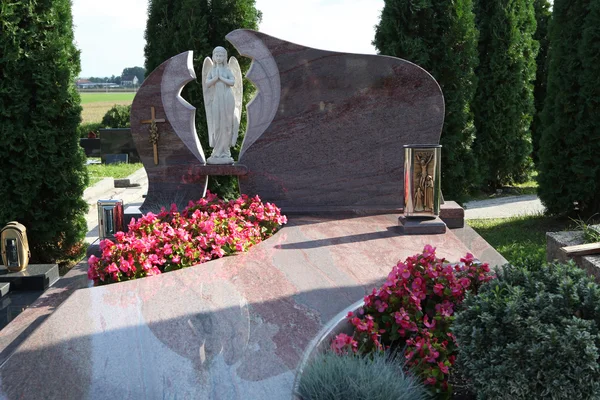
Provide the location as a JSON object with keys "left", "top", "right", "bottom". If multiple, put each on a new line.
{"left": 80, "top": 92, "right": 136, "bottom": 104}
{"left": 80, "top": 92, "right": 135, "bottom": 124}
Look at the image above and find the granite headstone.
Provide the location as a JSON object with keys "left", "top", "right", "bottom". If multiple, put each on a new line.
{"left": 227, "top": 29, "right": 445, "bottom": 213}
{"left": 79, "top": 138, "right": 101, "bottom": 157}
{"left": 99, "top": 128, "right": 140, "bottom": 163}
{"left": 104, "top": 154, "right": 128, "bottom": 165}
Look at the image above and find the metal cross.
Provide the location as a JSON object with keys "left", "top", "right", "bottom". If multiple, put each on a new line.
{"left": 141, "top": 106, "right": 167, "bottom": 165}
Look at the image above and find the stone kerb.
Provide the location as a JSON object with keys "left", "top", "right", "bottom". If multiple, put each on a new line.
{"left": 547, "top": 230, "right": 600, "bottom": 281}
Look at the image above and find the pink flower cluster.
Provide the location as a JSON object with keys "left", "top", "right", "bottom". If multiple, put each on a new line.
{"left": 331, "top": 245, "right": 495, "bottom": 393}
{"left": 88, "top": 192, "right": 287, "bottom": 285}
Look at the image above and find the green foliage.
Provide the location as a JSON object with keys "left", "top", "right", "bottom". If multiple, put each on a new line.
{"left": 373, "top": 0, "right": 479, "bottom": 200}
{"left": 531, "top": 0, "right": 552, "bottom": 165}
{"left": 538, "top": 0, "right": 600, "bottom": 216}
{"left": 0, "top": 0, "right": 88, "bottom": 263}
{"left": 101, "top": 104, "right": 131, "bottom": 128}
{"left": 571, "top": 217, "right": 600, "bottom": 244}
{"left": 87, "top": 163, "right": 143, "bottom": 189}
{"left": 454, "top": 259, "right": 600, "bottom": 399}
{"left": 467, "top": 213, "right": 569, "bottom": 265}
{"left": 297, "top": 351, "right": 430, "bottom": 400}
{"left": 472, "top": 0, "right": 538, "bottom": 188}
{"left": 144, "top": 0, "right": 261, "bottom": 199}
{"left": 78, "top": 122, "right": 103, "bottom": 138}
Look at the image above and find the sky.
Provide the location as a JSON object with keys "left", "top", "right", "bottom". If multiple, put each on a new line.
{"left": 72, "top": 0, "right": 384, "bottom": 78}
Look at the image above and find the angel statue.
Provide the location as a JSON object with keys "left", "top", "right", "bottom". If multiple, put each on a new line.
{"left": 202, "top": 46, "right": 243, "bottom": 164}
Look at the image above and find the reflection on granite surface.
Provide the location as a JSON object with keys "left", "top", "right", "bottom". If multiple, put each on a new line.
{"left": 0, "top": 214, "right": 482, "bottom": 399}
{"left": 227, "top": 30, "right": 444, "bottom": 213}
{"left": 0, "top": 291, "right": 42, "bottom": 331}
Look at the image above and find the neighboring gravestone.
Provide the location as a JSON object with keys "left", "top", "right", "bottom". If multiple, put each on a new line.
{"left": 0, "top": 264, "right": 59, "bottom": 291}
{"left": 100, "top": 128, "right": 140, "bottom": 163}
{"left": 104, "top": 154, "right": 128, "bottom": 165}
{"left": 227, "top": 30, "right": 444, "bottom": 213}
{"left": 79, "top": 138, "right": 101, "bottom": 157}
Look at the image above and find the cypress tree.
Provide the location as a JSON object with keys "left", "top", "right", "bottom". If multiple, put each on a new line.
{"left": 531, "top": 0, "right": 552, "bottom": 165}
{"left": 144, "top": 0, "right": 261, "bottom": 199}
{"left": 538, "top": 0, "right": 600, "bottom": 215}
{"left": 0, "top": 0, "right": 88, "bottom": 263}
{"left": 373, "top": 0, "right": 479, "bottom": 200}
{"left": 472, "top": 0, "right": 538, "bottom": 188}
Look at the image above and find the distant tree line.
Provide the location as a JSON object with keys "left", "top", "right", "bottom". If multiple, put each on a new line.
{"left": 80, "top": 66, "right": 146, "bottom": 85}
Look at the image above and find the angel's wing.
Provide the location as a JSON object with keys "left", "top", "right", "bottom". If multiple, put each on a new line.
{"left": 201, "top": 57, "right": 215, "bottom": 147}
{"left": 228, "top": 56, "right": 243, "bottom": 147}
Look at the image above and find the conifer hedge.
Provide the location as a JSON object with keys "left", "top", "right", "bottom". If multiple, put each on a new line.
{"left": 144, "top": 0, "right": 261, "bottom": 199}
{"left": 373, "top": 0, "right": 479, "bottom": 200}
{"left": 472, "top": 0, "right": 538, "bottom": 188}
{"left": 0, "top": 0, "right": 88, "bottom": 263}
{"left": 531, "top": 0, "right": 552, "bottom": 165}
{"left": 538, "top": 0, "right": 600, "bottom": 216}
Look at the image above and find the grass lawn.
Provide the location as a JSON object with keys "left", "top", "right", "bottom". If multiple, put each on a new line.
{"left": 465, "top": 173, "right": 539, "bottom": 202}
{"left": 80, "top": 92, "right": 136, "bottom": 104}
{"left": 468, "top": 214, "right": 572, "bottom": 265}
{"left": 80, "top": 93, "right": 135, "bottom": 124}
{"left": 86, "top": 162, "right": 143, "bottom": 188}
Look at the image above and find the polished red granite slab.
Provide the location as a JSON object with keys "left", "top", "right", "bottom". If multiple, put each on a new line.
{"left": 0, "top": 215, "right": 479, "bottom": 399}
{"left": 130, "top": 52, "right": 208, "bottom": 213}
{"left": 227, "top": 30, "right": 445, "bottom": 213}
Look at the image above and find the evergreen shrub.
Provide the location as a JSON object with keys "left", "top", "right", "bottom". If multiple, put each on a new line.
{"left": 78, "top": 122, "right": 103, "bottom": 138}
{"left": 531, "top": 0, "right": 552, "bottom": 164}
{"left": 538, "top": 0, "right": 600, "bottom": 216}
{"left": 101, "top": 104, "right": 131, "bottom": 128}
{"left": 373, "top": 0, "right": 479, "bottom": 200}
{"left": 454, "top": 258, "right": 600, "bottom": 399}
{"left": 472, "top": 0, "right": 538, "bottom": 188}
{"left": 0, "top": 0, "right": 88, "bottom": 263}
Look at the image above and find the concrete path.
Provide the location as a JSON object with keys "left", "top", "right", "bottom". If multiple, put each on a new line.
{"left": 82, "top": 168, "right": 148, "bottom": 244}
{"left": 464, "top": 194, "right": 545, "bottom": 220}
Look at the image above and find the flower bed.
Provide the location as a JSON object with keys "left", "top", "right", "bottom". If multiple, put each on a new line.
{"left": 88, "top": 192, "right": 287, "bottom": 285}
{"left": 331, "top": 246, "right": 494, "bottom": 395}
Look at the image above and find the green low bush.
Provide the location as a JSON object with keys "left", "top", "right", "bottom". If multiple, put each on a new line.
{"left": 297, "top": 351, "right": 430, "bottom": 400}
{"left": 101, "top": 104, "right": 131, "bottom": 128}
{"left": 454, "top": 258, "right": 600, "bottom": 399}
{"left": 78, "top": 122, "right": 103, "bottom": 138}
